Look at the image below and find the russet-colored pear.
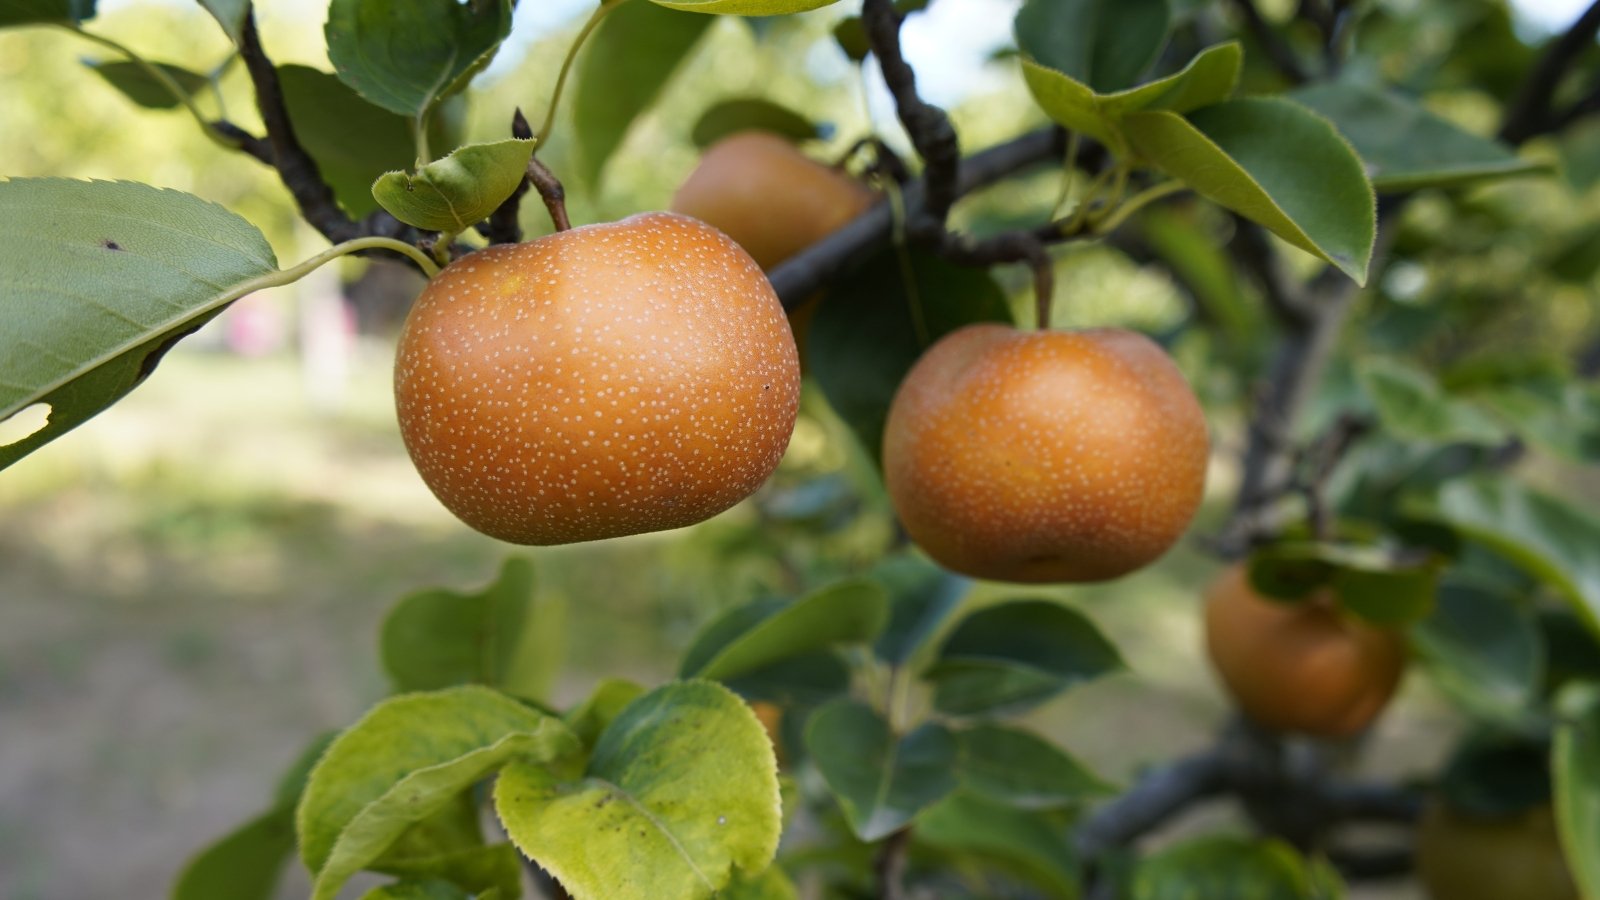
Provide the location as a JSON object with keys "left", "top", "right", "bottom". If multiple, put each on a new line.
{"left": 394, "top": 212, "right": 801, "bottom": 545}
{"left": 1204, "top": 564, "right": 1407, "bottom": 737}
{"left": 883, "top": 325, "right": 1209, "bottom": 583}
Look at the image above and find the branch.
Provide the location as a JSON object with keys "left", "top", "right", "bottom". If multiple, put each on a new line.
{"left": 863, "top": 0, "right": 960, "bottom": 229}
{"left": 1228, "top": 0, "right": 1310, "bottom": 84}
{"left": 485, "top": 109, "right": 534, "bottom": 246}
{"left": 874, "top": 827, "right": 912, "bottom": 900}
{"left": 766, "top": 127, "right": 1066, "bottom": 309}
{"left": 1075, "top": 750, "right": 1232, "bottom": 861}
{"left": 1499, "top": 0, "right": 1600, "bottom": 143}
{"left": 238, "top": 10, "right": 362, "bottom": 243}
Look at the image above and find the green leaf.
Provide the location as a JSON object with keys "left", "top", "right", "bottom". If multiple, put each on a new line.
{"left": 650, "top": 0, "right": 841, "bottom": 14}
{"left": 574, "top": 0, "right": 712, "bottom": 185}
{"left": 324, "top": 0, "right": 511, "bottom": 119}
{"left": 1246, "top": 541, "right": 1440, "bottom": 626}
{"left": 1131, "top": 835, "right": 1345, "bottom": 899}
{"left": 925, "top": 600, "right": 1124, "bottom": 716}
{"left": 381, "top": 557, "right": 545, "bottom": 698}
{"left": 360, "top": 879, "right": 480, "bottom": 900}
{"left": 171, "top": 809, "right": 296, "bottom": 900}
{"left": 495, "top": 680, "right": 782, "bottom": 900}
{"left": 869, "top": 553, "right": 971, "bottom": 668}
{"left": 278, "top": 65, "right": 426, "bottom": 219}
{"left": 1357, "top": 357, "right": 1508, "bottom": 446}
{"left": 681, "top": 578, "right": 889, "bottom": 682}
{"left": 1554, "top": 682, "right": 1600, "bottom": 900}
{"left": 297, "top": 686, "right": 579, "bottom": 900}
{"left": 1290, "top": 82, "right": 1543, "bottom": 193}
{"left": 691, "top": 99, "right": 821, "bottom": 149}
{"left": 804, "top": 700, "right": 957, "bottom": 840}
{"left": 86, "top": 59, "right": 208, "bottom": 110}
{"left": 955, "top": 724, "right": 1111, "bottom": 809}
{"left": 719, "top": 866, "right": 800, "bottom": 900}
{"left": 197, "top": 0, "right": 247, "bottom": 44}
{"left": 1013, "top": 0, "right": 1170, "bottom": 93}
{"left": 1560, "top": 119, "right": 1600, "bottom": 192}
{"left": 1412, "top": 582, "right": 1543, "bottom": 729}
{"left": 372, "top": 139, "right": 535, "bottom": 233}
{"left": 1471, "top": 380, "right": 1600, "bottom": 463}
{"left": 1438, "top": 729, "right": 1553, "bottom": 817}
{"left": 375, "top": 843, "right": 523, "bottom": 899}
{"left": 916, "top": 792, "right": 1080, "bottom": 899}
{"left": 1422, "top": 478, "right": 1600, "bottom": 641}
{"left": 808, "top": 246, "right": 1012, "bottom": 466}
{"left": 1123, "top": 98, "right": 1376, "bottom": 284}
{"left": 564, "top": 677, "right": 647, "bottom": 748}
{"left": 0, "top": 0, "right": 95, "bottom": 26}
{"left": 1019, "top": 42, "right": 1240, "bottom": 148}
{"left": 0, "top": 178, "right": 279, "bottom": 472}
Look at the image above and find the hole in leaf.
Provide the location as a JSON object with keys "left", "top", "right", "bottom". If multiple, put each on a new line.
{"left": 0, "top": 403, "right": 52, "bottom": 448}
{"left": 100, "top": 238, "right": 123, "bottom": 251}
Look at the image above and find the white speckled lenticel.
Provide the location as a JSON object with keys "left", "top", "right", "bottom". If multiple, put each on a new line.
{"left": 394, "top": 212, "right": 802, "bottom": 545}
{"left": 882, "top": 324, "right": 1209, "bottom": 584}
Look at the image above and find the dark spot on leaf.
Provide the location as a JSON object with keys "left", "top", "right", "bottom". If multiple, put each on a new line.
{"left": 101, "top": 239, "right": 123, "bottom": 251}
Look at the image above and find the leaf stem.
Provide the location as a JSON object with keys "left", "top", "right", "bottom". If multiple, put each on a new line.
{"left": 61, "top": 24, "right": 236, "bottom": 152}
{"left": 1093, "top": 180, "right": 1186, "bottom": 235}
{"left": 883, "top": 181, "right": 929, "bottom": 347}
{"left": 414, "top": 110, "right": 433, "bottom": 169}
{"left": 1050, "top": 130, "right": 1082, "bottom": 219}
{"left": 534, "top": 0, "right": 622, "bottom": 147}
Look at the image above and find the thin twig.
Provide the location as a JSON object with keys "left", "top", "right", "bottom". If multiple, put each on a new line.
{"left": 527, "top": 157, "right": 571, "bottom": 233}
{"left": 862, "top": 0, "right": 960, "bottom": 228}
{"left": 1227, "top": 0, "right": 1310, "bottom": 84}
{"left": 1499, "top": 0, "right": 1600, "bottom": 143}
{"left": 874, "top": 827, "right": 912, "bottom": 900}
{"left": 237, "top": 10, "right": 360, "bottom": 243}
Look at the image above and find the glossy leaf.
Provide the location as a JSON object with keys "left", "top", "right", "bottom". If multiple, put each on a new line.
{"left": 372, "top": 138, "right": 535, "bottom": 232}
{"left": 1291, "top": 82, "right": 1543, "bottom": 192}
{"left": 1438, "top": 729, "right": 1553, "bottom": 817}
{"left": 916, "top": 792, "right": 1080, "bottom": 899}
{"left": 1424, "top": 478, "right": 1600, "bottom": 639}
{"left": 0, "top": 178, "right": 279, "bottom": 472}
{"left": 955, "top": 724, "right": 1111, "bottom": 809}
{"left": 0, "top": 0, "right": 95, "bottom": 26}
{"left": 197, "top": 0, "right": 247, "bottom": 43}
{"left": 297, "top": 687, "right": 579, "bottom": 900}
{"left": 681, "top": 578, "right": 889, "bottom": 682}
{"left": 495, "top": 681, "right": 782, "bottom": 900}
{"left": 324, "top": 0, "right": 511, "bottom": 119}
{"left": 1247, "top": 541, "right": 1440, "bottom": 626}
{"left": 723, "top": 651, "right": 852, "bottom": 710}
{"left": 1358, "top": 357, "right": 1507, "bottom": 445}
{"left": 574, "top": 0, "right": 711, "bottom": 185}
{"left": 651, "top": 0, "right": 841, "bottom": 14}
{"left": 1131, "top": 835, "right": 1345, "bottom": 899}
{"left": 1019, "top": 42, "right": 1240, "bottom": 148}
{"left": 1412, "top": 582, "right": 1543, "bottom": 728}
{"left": 805, "top": 700, "right": 957, "bottom": 840}
{"left": 691, "top": 98, "right": 821, "bottom": 149}
{"left": 381, "top": 557, "right": 544, "bottom": 698}
{"left": 86, "top": 59, "right": 208, "bottom": 110}
{"left": 1013, "top": 0, "right": 1170, "bottom": 93}
{"left": 808, "top": 246, "right": 1011, "bottom": 466}
{"left": 1554, "top": 682, "right": 1600, "bottom": 900}
{"left": 925, "top": 600, "right": 1123, "bottom": 716}
{"left": 870, "top": 553, "right": 971, "bottom": 668}
{"left": 1124, "top": 98, "right": 1376, "bottom": 284}
{"left": 278, "top": 65, "right": 425, "bottom": 218}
